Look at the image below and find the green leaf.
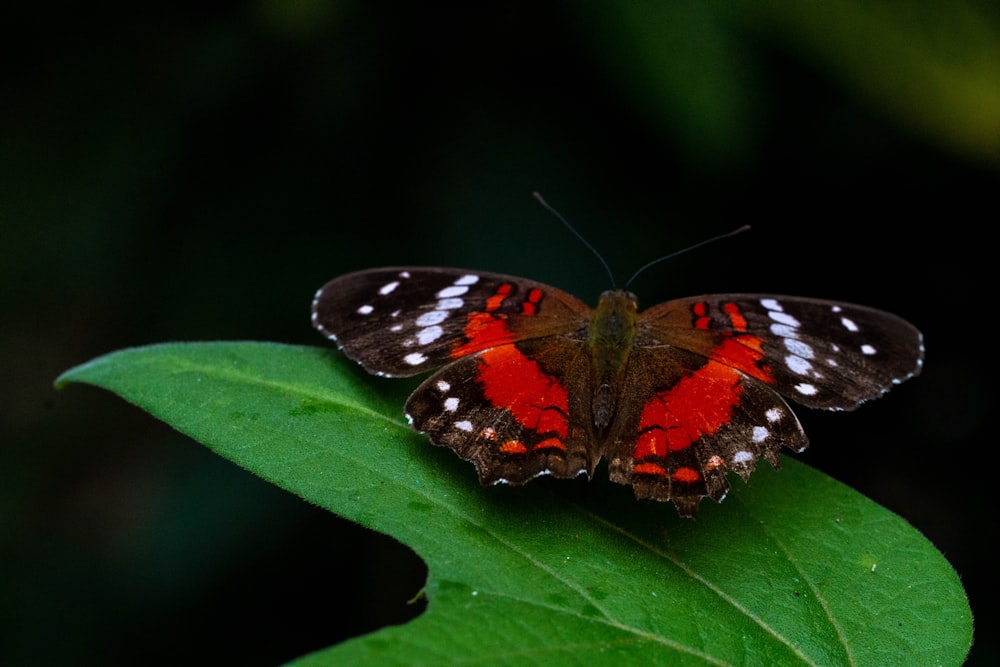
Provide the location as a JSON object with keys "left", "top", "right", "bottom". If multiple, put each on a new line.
{"left": 56, "top": 342, "right": 972, "bottom": 666}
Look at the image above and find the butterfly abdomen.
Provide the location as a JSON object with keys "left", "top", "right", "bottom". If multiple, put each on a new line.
{"left": 588, "top": 290, "right": 640, "bottom": 430}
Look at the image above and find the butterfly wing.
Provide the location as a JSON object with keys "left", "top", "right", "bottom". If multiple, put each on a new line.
{"left": 313, "top": 267, "right": 600, "bottom": 483}
{"left": 639, "top": 294, "right": 924, "bottom": 410}
{"left": 404, "top": 335, "right": 598, "bottom": 484}
{"left": 312, "top": 267, "right": 591, "bottom": 377}
{"left": 605, "top": 345, "right": 808, "bottom": 516}
{"left": 604, "top": 294, "right": 924, "bottom": 516}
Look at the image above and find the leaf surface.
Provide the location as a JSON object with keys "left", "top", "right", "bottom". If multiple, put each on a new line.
{"left": 57, "top": 342, "right": 972, "bottom": 666}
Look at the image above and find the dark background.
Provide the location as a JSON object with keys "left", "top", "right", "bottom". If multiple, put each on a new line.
{"left": 4, "top": 3, "right": 995, "bottom": 665}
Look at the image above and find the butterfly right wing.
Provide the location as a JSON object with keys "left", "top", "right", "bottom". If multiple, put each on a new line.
{"left": 603, "top": 344, "right": 808, "bottom": 517}
{"left": 638, "top": 294, "right": 924, "bottom": 410}
{"left": 603, "top": 293, "right": 924, "bottom": 516}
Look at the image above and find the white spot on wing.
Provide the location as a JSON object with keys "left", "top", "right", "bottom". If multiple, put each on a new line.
{"left": 379, "top": 281, "right": 400, "bottom": 295}
{"left": 455, "top": 274, "right": 480, "bottom": 285}
{"left": 841, "top": 317, "right": 859, "bottom": 332}
{"left": 416, "top": 310, "right": 448, "bottom": 326}
{"left": 769, "top": 311, "right": 800, "bottom": 327}
{"left": 357, "top": 304, "right": 374, "bottom": 315}
{"left": 784, "top": 338, "right": 814, "bottom": 359}
{"left": 455, "top": 420, "right": 474, "bottom": 432}
{"left": 795, "top": 382, "right": 818, "bottom": 396}
{"left": 416, "top": 325, "right": 443, "bottom": 344}
{"left": 752, "top": 426, "right": 768, "bottom": 442}
{"left": 785, "top": 355, "right": 813, "bottom": 375}
{"left": 444, "top": 397, "right": 459, "bottom": 412}
{"left": 861, "top": 344, "right": 877, "bottom": 355}
{"left": 770, "top": 323, "right": 799, "bottom": 339}
{"left": 765, "top": 408, "right": 782, "bottom": 422}
{"left": 437, "top": 285, "right": 469, "bottom": 298}
{"left": 760, "top": 298, "right": 782, "bottom": 311}
{"left": 436, "top": 298, "right": 465, "bottom": 310}
{"left": 404, "top": 352, "right": 427, "bottom": 366}
{"left": 436, "top": 380, "right": 451, "bottom": 392}
{"left": 732, "top": 450, "right": 754, "bottom": 464}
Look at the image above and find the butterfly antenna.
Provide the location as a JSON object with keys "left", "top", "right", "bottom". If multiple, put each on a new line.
{"left": 624, "top": 224, "right": 751, "bottom": 289}
{"left": 533, "top": 192, "right": 617, "bottom": 287}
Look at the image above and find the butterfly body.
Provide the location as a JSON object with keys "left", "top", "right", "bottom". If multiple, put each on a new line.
{"left": 312, "top": 267, "right": 923, "bottom": 517}
{"left": 587, "top": 290, "right": 637, "bottom": 429}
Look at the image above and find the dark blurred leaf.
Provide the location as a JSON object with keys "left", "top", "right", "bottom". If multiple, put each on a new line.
{"left": 734, "top": 1, "right": 1000, "bottom": 162}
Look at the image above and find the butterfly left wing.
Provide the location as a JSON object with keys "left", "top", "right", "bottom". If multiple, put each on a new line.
{"left": 311, "top": 267, "right": 591, "bottom": 377}
{"left": 313, "top": 267, "right": 600, "bottom": 485}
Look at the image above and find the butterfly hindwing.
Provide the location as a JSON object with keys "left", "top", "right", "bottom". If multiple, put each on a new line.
{"left": 311, "top": 267, "right": 591, "bottom": 377}
{"left": 605, "top": 345, "right": 809, "bottom": 516}
{"left": 404, "top": 336, "right": 595, "bottom": 485}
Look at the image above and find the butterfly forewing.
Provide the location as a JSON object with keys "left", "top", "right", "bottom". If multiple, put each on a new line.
{"left": 640, "top": 294, "right": 924, "bottom": 411}
{"left": 311, "top": 267, "right": 591, "bottom": 377}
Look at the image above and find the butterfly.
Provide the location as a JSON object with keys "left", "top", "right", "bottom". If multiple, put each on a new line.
{"left": 311, "top": 267, "right": 923, "bottom": 517}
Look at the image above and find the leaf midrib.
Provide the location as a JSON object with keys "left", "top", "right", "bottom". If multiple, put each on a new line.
{"left": 751, "top": 513, "right": 854, "bottom": 666}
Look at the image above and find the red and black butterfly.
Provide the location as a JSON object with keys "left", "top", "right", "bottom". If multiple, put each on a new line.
{"left": 312, "top": 267, "right": 923, "bottom": 517}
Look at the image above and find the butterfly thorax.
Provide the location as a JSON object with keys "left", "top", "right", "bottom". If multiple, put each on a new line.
{"left": 588, "top": 290, "right": 639, "bottom": 430}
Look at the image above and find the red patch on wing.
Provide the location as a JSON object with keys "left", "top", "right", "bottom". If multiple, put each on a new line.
{"left": 631, "top": 331, "right": 774, "bottom": 482}
{"left": 500, "top": 440, "right": 528, "bottom": 454}
{"left": 693, "top": 301, "right": 711, "bottom": 330}
{"left": 723, "top": 302, "right": 748, "bottom": 331}
{"left": 634, "top": 356, "right": 745, "bottom": 460}
{"left": 451, "top": 284, "right": 547, "bottom": 358}
{"left": 692, "top": 300, "right": 750, "bottom": 334}
{"left": 485, "top": 283, "right": 512, "bottom": 312}
{"left": 633, "top": 462, "right": 668, "bottom": 476}
{"left": 451, "top": 312, "right": 517, "bottom": 357}
{"left": 711, "top": 334, "right": 772, "bottom": 383}
{"left": 476, "top": 344, "right": 569, "bottom": 443}
{"left": 672, "top": 467, "right": 701, "bottom": 483}
{"left": 499, "top": 438, "right": 565, "bottom": 454}
{"left": 521, "top": 288, "right": 543, "bottom": 315}
{"left": 533, "top": 437, "right": 567, "bottom": 451}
